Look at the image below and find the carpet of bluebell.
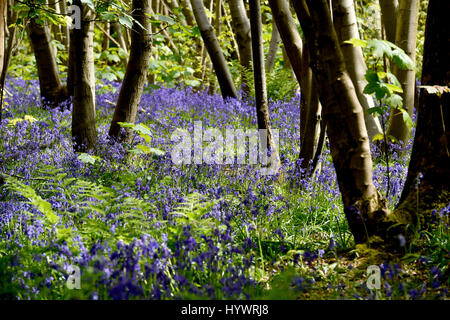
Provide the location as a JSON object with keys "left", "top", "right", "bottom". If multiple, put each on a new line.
{"left": 0, "top": 79, "right": 448, "bottom": 300}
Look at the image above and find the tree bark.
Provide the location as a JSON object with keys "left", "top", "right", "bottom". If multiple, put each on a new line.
{"left": 59, "top": 0, "right": 70, "bottom": 50}
{"left": 268, "top": 0, "right": 303, "bottom": 83}
{"left": 71, "top": 1, "right": 97, "bottom": 152}
{"left": 109, "top": 0, "right": 152, "bottom": 141}
{"left": 179, "top": 0, "right": 195, "bottom": 26}
{"left": 190, "top": 0, "right": 237, "bottom": 99}
{"left": 293, "top": 0, "right": 388, "bottom": 244}
{"left": 0, "top": 0, "right": 5, "bottom": 121}
{"left": 249, "top": 0, "right": 280, "bottom": 171}
{"left": 229, "top": 0, "right": 252, "bottom": 92}
{"left": 265, "top": 21, "right": 281, "bottom": 72}
{"left": 27, "top": 19, "right": 68, "bottom": 105}
{"left": 386, "top": 0, "right": 420, "bottom": 144}
{"left": 379, "top": 0, "right": 398, "bottom": 43}
{"left": 332, "top": 0, "right": 383, "bottom": 140}
{"left": 269, "top": 0, "right": 323, "bottom": 174}
{"left": 393, "top": 0, "right": 450, "bottom": 232}
{"left": 113, "top": 22, "right": 128, "bottom": 52}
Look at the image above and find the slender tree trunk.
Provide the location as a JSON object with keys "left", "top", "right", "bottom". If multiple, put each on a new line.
{"left": 113, "top": 22, "right": 128, "bottom": 52}
{"left": 60, "top": 0, "right": 70, "bottom": 50}
{"left": 379, "top": 0, "right": 398, "bottom": 43}
{"left": 268, "top": 0, "right": 303, "bottom": 83}
{"left": 293, "top": 0, "right": 388, "bottom": 244}
{"left": 48, "top": 0, "right": 62, "bottom": 45}
{"left": 179, "top": 0, "right": 195, "bottom": 26}
{"left": 0, "top": 0, "right": 6, "bottom": 121}
{"left": 27, "top": 19, "right": 68, "bottom": 105}
{"left": 393, "top": 0, "right": 449, "bottom": 233}
{"left": 265, "top": 21, "right": 280, "bottom": 72}
{"left": 190, "top": 0, "right": 237, "bottom": 99}
{"left": 215, "top": 0, "right": 222, "bottom": 35}
{"left": 71, "top": 1, "right": 97, "bottom": 152}
{"left": 109, "top": 0, "right": 152, "bottom": 141}
{"left": 269, "top": 0, "right": 323, "bottom": 174}
{"left": 386, "top": 0, "right": 420, "bottom": 144}
{"left": 249, "top": 0, "right": 280, "bottom": 171}
{"left": 102, "top": 22, "right": 110, "bottom": 51}
{"left": 0, "top": 0, "right": 16, "bottom": 94}
{"left": 332, "top": 0, "right": 383, "bottom": 140}
{"left": 229, "top": 0, "right": 252, "bottom": 92}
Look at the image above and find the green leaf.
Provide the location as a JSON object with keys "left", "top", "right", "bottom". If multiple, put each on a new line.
{"left": 344, "top": 38, "right": 368, "bottom": 48}
{"left": 386, "top": 94, "right": 403, "bottom": 109}
{"left": 133, "top": 123, "right": 152, "bottom": 137}
{"left": 148, "top": 147, "right": 165, "bottom": 156}
{"left": 117, "top": 122, "right": 135, "bottom": 128}
{"left": 119, "top": 15, "right": 133, "bottom": 29}
{"left": 385, "top": 83, "right": 403, "bottom": 94}
{"left": 81, "top": 0, "right": 95, "bottom": 10}
{"left": 367, "top": 107, "right": 383, "bottom": 115}
{"left": 391, "top": 48, "right": 415, "bottom": 70}
{"left": 365, "top": 70, "right": 381, "bottom": 84}
{"left": 156, "top": 14, "right": 175, "bottom": 25}
{"left": 78, "top": 153, "right": 97, "bottom": 165}
{"left": 372, "top": 134, "right": 384, "bottom": 142}
{"left": 401, "top": 109, "right": 413, "bottom": 129}
{"left": 375, "top": 83, "right": 390, "bottom": 100}
{"left": 367, "top": 39, "right": 393, "bottom": 60}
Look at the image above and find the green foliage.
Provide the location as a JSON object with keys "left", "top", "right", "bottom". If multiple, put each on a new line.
{"left": 346, "top": 38, "right": 414, "bottom": 130}
{"left": 117, "top": 122, "right": 165, "bottom": 156}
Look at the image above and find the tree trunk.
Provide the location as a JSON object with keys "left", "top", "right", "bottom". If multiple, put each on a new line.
{"left": 27, "top": 19, "right": 68, "bottom": 105}
{"left": 190, "top": 0, "right": 237, "bottom": 99}
{"left": 249, "top": 0, "right": 280, "bottom": 171}
{"left": 0, "top": 0, "right": 5, "bottom": 121}
{"left": 268, "top": 0, "right": 303, "bottom": 83}
{"left": 379, "top": 0, "right": 398, "bottom": 43}
{"left": 215, "top": 0, "right": 222, "bottom": 35}
{"left": 268, "top": 0, "right": 323, "bottom": 174}
{"left": 109, "top": 0, "right": 152, "bottom": 141}
{"left": 332, "top": 0, "right": 383, "bottom": 140}
{"left": 179, "top": 0, "right": 195, "bottom": 26}
{"left": 59, "top": 0, "right": 70, "bottom": 50}
{"left": 265, "top": 21, "right": 281, "bottom": 72}
{"left": 386, "top": 0, "right": 420, "bottom": 145}
{"left": 113, "top": 22, "right": 128, "bottom": 52}
{"left": 393, "top": 0, "right": 450, "bottom": 233}
{"left": 293, "top": 0, "right": 388, "bottom": 244}
{"left": 71, "top": 1, "right": 97, "bottom": 152}
{"left": 102, "top": 22, "right": 110, "bottom": 52}
{"left": 229, "top": 0, "right": 252, "bottom": 92}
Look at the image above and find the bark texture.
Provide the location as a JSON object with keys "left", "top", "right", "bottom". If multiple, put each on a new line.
{"left": 379, "top": 0, "right": 398, "bottom": 42}
{"left": 293, "top": 0, "right": 388, "bottom": 243}
{"left": 269, "top": 0, "right": 323, "bottom": 173}
{"left": 249, "top": 0, "right": 280, "bottom": 171}
{"left": 393, "top": 0, "right": 450, "bottom": 232}
{"left": 0, "top": 0, "right": 5, "bottom": 121}
{"left": 71, "top": 1, "right": 97, "bottom": 152}
{"left": 27, "top": 19, "right": 68, "bottom": 105}
{"left": 191, "top": 0, "right": 237, "bottom": 99}
{"left": 109, "top": 0, "right": 152, "bottom": 141}
{"left": 386, "top": 0, "right": 420, "bottom": 144}
{"left": 332, "top": 0, "right": 383, "bottom": 140}
{"left": 265, "top": 22, "right": 280, "bottom": 72}
{"left": 229, "top": 0, "right": 252, "bottom": 92}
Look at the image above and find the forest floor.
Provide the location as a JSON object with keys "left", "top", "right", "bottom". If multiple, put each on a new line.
{"left": 0, "top": 79, "right": 448, "bottom": 300}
